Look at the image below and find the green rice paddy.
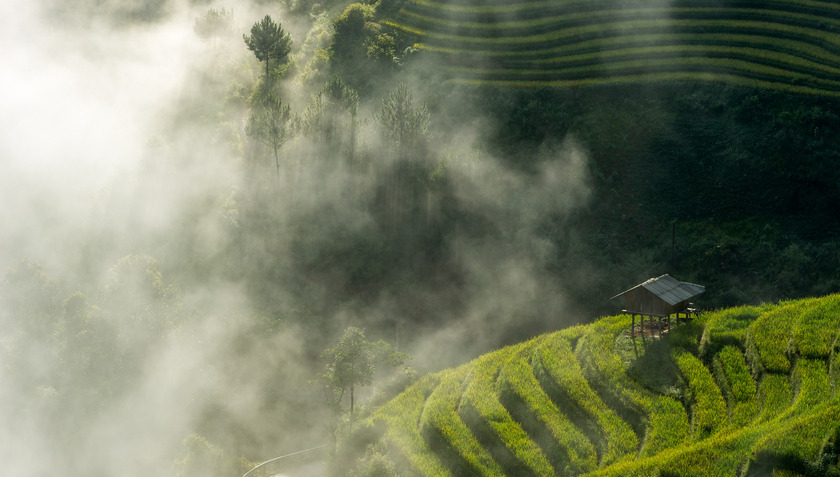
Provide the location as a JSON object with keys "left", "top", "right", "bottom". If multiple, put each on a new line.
{"left": 359, "top": 293, "right": 840, "bottom": 475}
{"left": 384, "top": 0, "right": 840, "bottom": 93}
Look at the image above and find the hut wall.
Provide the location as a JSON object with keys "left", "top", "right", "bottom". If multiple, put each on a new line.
{"left": 622, "top": 289, "right": 678, "bottom": 316}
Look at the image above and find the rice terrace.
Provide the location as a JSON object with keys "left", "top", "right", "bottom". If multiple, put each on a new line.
{"left": 383, "top": 0, "right": 840, "bottom": 93}
{"left": 6, "top": 0, "right": 840, "bottom": 476}
{"left": 343, "top": 296, "right": 840, "bottom": 476}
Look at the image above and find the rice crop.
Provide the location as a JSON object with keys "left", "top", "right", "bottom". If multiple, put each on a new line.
{"left": 419, "top": 365, "right": 505, "bottom": 476}
{"left": 673, "top": 347, "right": 728, "bottom": 438}
{"left": 746, "top": 300, "right": 813, "bottom": 373}
{"left": 383, "top": 0, "right": 840, "bottom": 94}
{"left": 533, "top": 335, "right": 637, "bottom": 466}
{"left": 757, "top": 374, "right": 793, "bottom": 422}
{"left": 497, "top": 346, "right": 598, "bottom": 473}
{"left": 790, "top": 294, "right": 840, "bottom": 358}
{"left": 460, "top": 347, "right": 555, "bottom": 476}
{"left": 372, "top": 375, "right": 452, "bottom": 476}
{"left": 366, "top": 296, "right": 840, "bottom": 476}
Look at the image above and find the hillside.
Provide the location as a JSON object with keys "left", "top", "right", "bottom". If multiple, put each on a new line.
{"left": 383, "top": 0, "right": 840, "bottom": 94}
{"left": 341, "top": 295, "right": 840, "bottom": 476}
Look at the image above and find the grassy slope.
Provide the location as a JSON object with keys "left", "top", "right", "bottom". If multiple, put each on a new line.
{"left": 383, "top": 0, "right": 840, "bottom": 95}
{"left": 358, "top": 294, "right": 840, "bottom": 475}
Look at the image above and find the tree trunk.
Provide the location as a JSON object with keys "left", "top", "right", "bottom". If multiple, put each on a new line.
{"left": 350, "top": 384, "right": 355, "bottom": 415}
{"left": 273, "top": 144, "right": 280, "bottom": 187}
{"left": 348, "top": 114, "right": 357, "bottom": 165}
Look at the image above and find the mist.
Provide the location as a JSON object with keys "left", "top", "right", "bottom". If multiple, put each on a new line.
{"left": 0, "top": 0, "right": 597, "bottom": 475}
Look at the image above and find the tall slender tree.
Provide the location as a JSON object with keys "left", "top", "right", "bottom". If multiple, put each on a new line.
{"left": 375, "top": 83, "right": 430, "bottom": 160}
{"left": 375, "top": 84, "right": 431, "bottom": 219}
{"left": 243, "top": 15, "right": 292, "bottom": 79}
{"left": 245, "top": 93, "right": 296, "bottom": 184}
{"left": 301, "top": 77, "right": 359, "bottom": 162}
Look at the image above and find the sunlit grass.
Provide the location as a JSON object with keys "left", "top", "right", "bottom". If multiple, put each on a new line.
{"left": 497, "top": 341, "right": 599, "bottom": 473}
{"left": 372, "top": 374, "right": 452, "bottom": 476}
{"left": 419, "top": 364, "right": 504, "bottom": 476}
{"left": 746, "top": 300, "right": 812, "bottom": 373}
{"left": 790, "top": 294, "right": 840, "bottom": 358}
{"left": 533, "top": 333, "right": 637, "bottom": 467}
{"left": 366, "top": 296, "right": 840, "bottom": 475}
{"left": 459, "top": 346, "right": 555, "bottom": 476}
{"left": 712, "top": 345, "right": 759, "bottom": 427}
{"left": 673, "top": 347, "right": 727, "bottom": 438}
{"left": 576, "top": 316, "right": 690, "bottom": 458}
{"left": 757, "top": 374, "right": 793, "bottom": 422}
{"left": 701, "top": 305, "right": 767, "bottom": 356}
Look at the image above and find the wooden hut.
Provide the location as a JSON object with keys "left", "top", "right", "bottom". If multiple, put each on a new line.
{"left": 612, "top": 274, "right": 704, "bottom": 336}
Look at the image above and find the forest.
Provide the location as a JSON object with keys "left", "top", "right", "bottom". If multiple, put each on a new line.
{"left": 2, "top": 0, "right": 840, "bottom": 475}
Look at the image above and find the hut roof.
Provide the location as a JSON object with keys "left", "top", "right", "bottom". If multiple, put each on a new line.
{"left": 612, "top": 274, "right": 705, "bottom": 306}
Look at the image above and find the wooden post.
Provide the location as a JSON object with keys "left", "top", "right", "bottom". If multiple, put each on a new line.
{"left": 631, "top": 314, "right": 635, "bottom": 336}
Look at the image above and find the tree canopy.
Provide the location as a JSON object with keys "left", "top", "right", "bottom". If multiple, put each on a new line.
{"left": 193, "top": 8, "right": 233, "bottom": 46}
{"left": 321, "top": 326, "right": 407, "bottom": 415}
{"left": 243, "top": 15, "right": 293, "bottom": 79}
{"left": 245, "top": 93, "right": 296, "bottom": 183}
{"left": 375, "top": 83, "right": 430, "bottom": 158}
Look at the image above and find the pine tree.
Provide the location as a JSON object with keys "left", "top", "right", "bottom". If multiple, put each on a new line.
{"left": 243, "top": 15, "right": 292, "bottom": 79}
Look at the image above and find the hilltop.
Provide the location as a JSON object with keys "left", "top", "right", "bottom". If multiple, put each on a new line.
{"left": 338, "top": 295, "right": 840, "bottom": 476}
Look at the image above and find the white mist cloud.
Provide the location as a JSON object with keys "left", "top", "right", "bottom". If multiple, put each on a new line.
{"left": 0, "top": 0, "right": 200, "bottom": 272}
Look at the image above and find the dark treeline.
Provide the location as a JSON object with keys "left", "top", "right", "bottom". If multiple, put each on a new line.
{"left": 461, "top": 83, "right": 840, "bottom": 311}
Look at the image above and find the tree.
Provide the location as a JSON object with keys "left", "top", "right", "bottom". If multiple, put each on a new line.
{"left": 243, "top": 15, "right": 293, "bottom": 79}
{"left": 194, "top": 8, "right": 233, "bottom": 48}
{"left": 329, "top": 4, "right": 367, "bottom": 65}
{"left": 374, "top": 83, "right": 430, "bottom": 160}
{"left": 374, "top": 84, "right": 432, "bottom": 222}
{"left": 320, "top": 326, "right": 407, "bottom": 415}
{"left": 301, "top": 77, "right": 359, "bottom": 161}
{"left": 245, "top": 93, "right": 297, "bottom": 184}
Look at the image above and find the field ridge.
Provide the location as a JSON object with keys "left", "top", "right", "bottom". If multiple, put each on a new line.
{"left": 384, "top": 0, "right": 840, "bottom": 94}
{"left": 356, "top": 294, "right": 840, "bottom": 475}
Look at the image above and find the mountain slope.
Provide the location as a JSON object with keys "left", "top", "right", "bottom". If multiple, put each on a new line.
{"left": 348, "top": 295, "right": 840, "bottom": 475}
{"left": 384, "top": 0, "right": 840, "bottom": 95}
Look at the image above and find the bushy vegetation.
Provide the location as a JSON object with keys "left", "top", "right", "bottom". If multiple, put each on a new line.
{"left": 352, "top": 295, "right": 840, "bottom": 475}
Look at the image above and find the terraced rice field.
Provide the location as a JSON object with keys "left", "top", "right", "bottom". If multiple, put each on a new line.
{"left": 360, "top": 294, "right": 840, "bottom": 475}
{"left": 384, "top": 0, "right": 840, "bottom": 94}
